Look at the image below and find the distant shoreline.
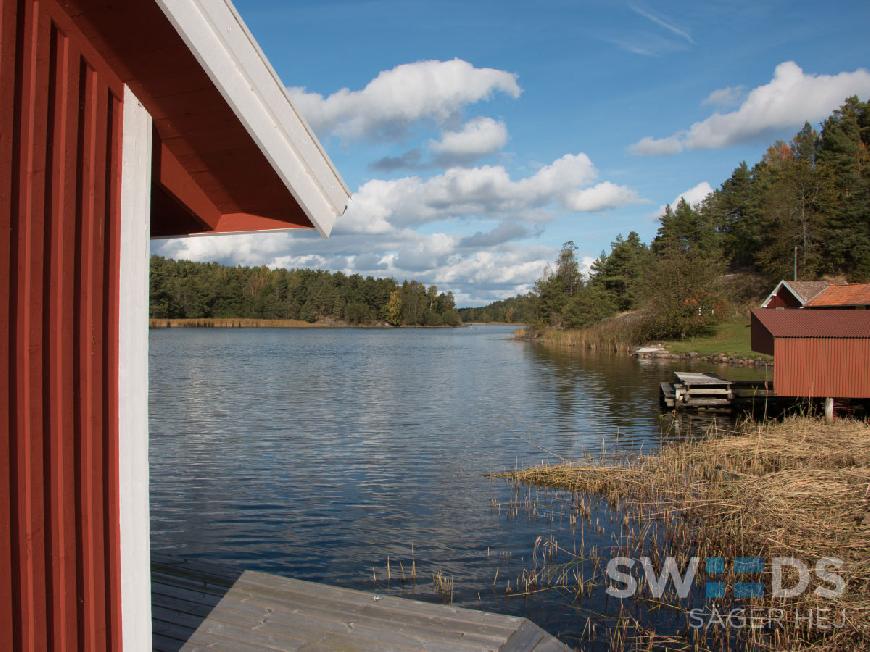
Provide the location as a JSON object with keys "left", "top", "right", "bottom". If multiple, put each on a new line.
{"left": 464, "top": 321, "right": 527, "bottom": 326}
{"left": 149, "top": 318, "right": 462, "bottom": 329}
{"left": 151, "top": 318, "right": 386, "bottom": 329}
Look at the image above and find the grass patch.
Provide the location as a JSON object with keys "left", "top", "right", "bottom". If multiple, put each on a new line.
{"left": 663, "top": 316, "right": 769, "bottom": 359}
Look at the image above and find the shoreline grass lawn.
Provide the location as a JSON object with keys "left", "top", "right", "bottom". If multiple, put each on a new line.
{"left": 662, "top": 316, "right": 769, "bottom": 358}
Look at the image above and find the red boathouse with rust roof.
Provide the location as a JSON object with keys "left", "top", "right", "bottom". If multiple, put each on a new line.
{"left": 751, "top": 309, "right": 870, "bottom": 398}
{"left": 1, "top": 0, "right": 350, "bottom": 649}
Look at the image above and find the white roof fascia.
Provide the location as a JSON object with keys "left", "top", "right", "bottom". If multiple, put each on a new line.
{"left": 155, "top": 0, "right": 350, "bottom": 238}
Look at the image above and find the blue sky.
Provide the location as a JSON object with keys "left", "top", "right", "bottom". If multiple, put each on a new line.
{"left": 156, "top": 0, "right": 870, "bottom": 305}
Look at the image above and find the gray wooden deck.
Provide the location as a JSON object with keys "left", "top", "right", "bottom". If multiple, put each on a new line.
{"left": 151, "top": 556, "right": 569, "bottom": 651}
{"left": 151, "top": 554, "right": 242, "bottom": 651}
{"left": 181, "top": 571, "right": 569, "bottom": 652}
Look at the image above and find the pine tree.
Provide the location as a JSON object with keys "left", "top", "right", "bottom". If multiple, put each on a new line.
{"left": 652, "top": 198, "right": 719, "bottom": 258}
{"left": 817, "top": 97, "right": 870, "bottom": 280}
{"left": 590, "top": 232, "right": 651, "bottom": 310}
{"left": 705, "top": 161, "right": 758, "bottom": 270}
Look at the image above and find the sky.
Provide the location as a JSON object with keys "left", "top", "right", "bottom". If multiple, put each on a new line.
{"left": 154, "top": 0, "right": 870, "bottom": 306}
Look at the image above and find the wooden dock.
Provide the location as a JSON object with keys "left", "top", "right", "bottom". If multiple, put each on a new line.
{"left": 152, "top": 554, "right": 242, "bottom": 651}
{"left": 661, "top": 372, "right": 774, "bottom": 410}
{"left": 152, "top": 556, "right": 569, "bottom": 651}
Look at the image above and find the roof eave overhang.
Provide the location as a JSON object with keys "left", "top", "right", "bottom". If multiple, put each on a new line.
{"left": 154, "top": 0, "right": 350, "bottom": 238}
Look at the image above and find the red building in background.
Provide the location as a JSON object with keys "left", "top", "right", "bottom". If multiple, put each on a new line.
{"left": 761, "top": 280, "right": 870, "bottom": 310}
{"left": 761, "top": 280, "right": 831, "bottom": 309}
{"left": 751, "top": 309, "right": 870, "bottom": 399}
{"left": 754, "top": 280, "right": 870, "bottom": 418}
{"left": 1, "top": 0, "right": 349, "bottom": 649}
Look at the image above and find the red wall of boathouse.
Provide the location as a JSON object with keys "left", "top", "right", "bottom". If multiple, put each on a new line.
{"left": 1, "top": 0, "right": 124, "bottom": 648}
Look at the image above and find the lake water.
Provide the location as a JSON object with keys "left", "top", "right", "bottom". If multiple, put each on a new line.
{"left": 149, "top": 325, "right": 763, "bottom": 648}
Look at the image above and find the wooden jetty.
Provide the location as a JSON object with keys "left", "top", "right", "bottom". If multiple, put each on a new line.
{"left": 661, "top": 372, "right": 774, "bottom": 410}
{"left": 152, "top": 555, "right": 568, "bottom": 652}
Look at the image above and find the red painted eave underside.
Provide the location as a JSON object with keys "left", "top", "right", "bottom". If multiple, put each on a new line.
{"left": 59, "top": 0, "right": 315, "bottom": 237}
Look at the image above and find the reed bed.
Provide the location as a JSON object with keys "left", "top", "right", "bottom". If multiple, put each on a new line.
{"left": 495, "top": 417, "right": 870, "bottom": 650}
{"left": 525, "top": 312, "right": 647, "bottom": 353}
{"left": 432, "top": 569, "right": 455, "bottom": 603}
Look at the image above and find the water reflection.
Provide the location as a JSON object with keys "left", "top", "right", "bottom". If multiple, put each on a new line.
{"left": 149, "top": 326, "right": 762, "bottom": 647}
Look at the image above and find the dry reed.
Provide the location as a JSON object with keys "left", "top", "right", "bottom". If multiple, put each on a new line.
{"left": 524, "top": 312, "right": 647, "bottom": 353}
{"left": 432, "top": 570, "right": 455, "bottom": 604}
{"left": 496, "top": 417, "right": 870, "bottom": 650}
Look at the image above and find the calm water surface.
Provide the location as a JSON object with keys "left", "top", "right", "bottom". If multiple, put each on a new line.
{"left": 149, "top": 325, "right": 762, "bottom": 648}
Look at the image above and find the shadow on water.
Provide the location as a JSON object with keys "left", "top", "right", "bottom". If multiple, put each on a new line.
{"left": 149, "top": 325, "right": 768, "bottom": 649}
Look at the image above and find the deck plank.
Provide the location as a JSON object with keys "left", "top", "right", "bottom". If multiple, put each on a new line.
{"left": 179, "top": 570, "right": 570, "bottom": 652}
{"left": 152, "top": 556, "right": 241, "bottom": 652}
{"left": 673, "top": 372, "right": 732, "bottom": 387}
{"left": 238, "top": 571, "right": 522, "bottom": 635}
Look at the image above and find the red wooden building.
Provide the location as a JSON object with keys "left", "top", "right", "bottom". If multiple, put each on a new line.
{"left": 760, "top": 280, "right": 831, "bottom": 309}
{"left": 761, "top": 280, "right": 870, "bottom": 310}
{"left": 751, "top": 309, "right": 870, "bottom": 399}
{"left": 1, "top": 0, "right": 349, "bottom": 649}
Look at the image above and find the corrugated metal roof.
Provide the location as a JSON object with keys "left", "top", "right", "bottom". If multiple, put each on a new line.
{"left": 783, "top": 281, "right": 830, "bottom": 304}
{"left": 806, "top": 283, "right": 870, "bottom": 307}
{"left": 752, "top": 309, "right": 870, "bottom": 338}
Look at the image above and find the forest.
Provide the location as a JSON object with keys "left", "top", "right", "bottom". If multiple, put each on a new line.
{"left": 458, "top": 295, "right": 538, "bottom": 324}
{"left": 150, "top": 256, "right": 462, "bottom": 327}
{"left": 469, "top": 97, "right": 870, "bottom": 339}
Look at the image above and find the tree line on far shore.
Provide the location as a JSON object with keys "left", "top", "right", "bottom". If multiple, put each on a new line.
{"left": 467, "top": 97, "right": 870, "bottom": 340}
{"left": 150, "top": 256, "right": 461, "bottom": 327}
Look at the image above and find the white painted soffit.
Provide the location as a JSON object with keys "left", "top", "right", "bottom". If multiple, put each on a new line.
{"left": 155, "top": 0, "right": 350, "bottom": 238}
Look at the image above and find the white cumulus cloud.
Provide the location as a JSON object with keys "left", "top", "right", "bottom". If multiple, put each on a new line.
{"left": 337, "top": 153, "right": 642, "bottom": 234}
{"left": 288, "top": 59, "right": 521, "bottom": 139}
{"left": 656, "top": 181, "right": 714, "bottom": 216}
{"left": 429, "top": 117, "right": 508, "bottom": 163}
{"left": 630, "top": 62, "right": 870, "bottom": 155}
{"left": 565, "top": 182, "right": 644, "bottom": 212}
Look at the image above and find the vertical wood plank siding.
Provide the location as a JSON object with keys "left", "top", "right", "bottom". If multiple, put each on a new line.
{"left": 1, "top": 1, "right": 124, "bottom": 649}
{"left": 774, "top": 338, "right": 870, "bottom": 398}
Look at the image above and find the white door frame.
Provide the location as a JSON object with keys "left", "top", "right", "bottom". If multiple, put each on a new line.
{"left": 118, "top": 85, "right": 153, "bottom": 652}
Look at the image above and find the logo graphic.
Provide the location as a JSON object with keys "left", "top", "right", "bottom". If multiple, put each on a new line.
{"left": 705, "top": 556, "right": 764, "bottom": 599}
{"left": 606, "top": 555, "right": 845, "bottom": 601}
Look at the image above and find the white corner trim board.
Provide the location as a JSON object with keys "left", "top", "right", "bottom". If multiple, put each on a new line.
{"left": 155, "top": 0, "right": 350, "bottom": 238}
{"left": 118, "top": 86, "right": 153, "bottom": 652}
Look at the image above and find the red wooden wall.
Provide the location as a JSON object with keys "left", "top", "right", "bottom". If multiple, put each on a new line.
{"left": 1, "top": 0, "right": 123, "bottom": 649}
{"left": 764, "top": 286, "right": 802, "bottom": 309}
{"left": 774, "top": 338, "right": 870, "bottom": 398}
